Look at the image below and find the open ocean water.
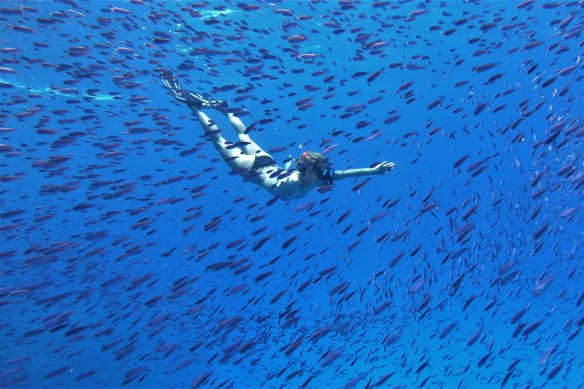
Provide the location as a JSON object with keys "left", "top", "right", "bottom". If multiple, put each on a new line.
{"left": 1, "top": 0, "right": 583, "bottom": 388}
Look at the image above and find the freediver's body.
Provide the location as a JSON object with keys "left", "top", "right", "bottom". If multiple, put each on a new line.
{"left": 161, "top": 71, "right": 396, "bottom": 200}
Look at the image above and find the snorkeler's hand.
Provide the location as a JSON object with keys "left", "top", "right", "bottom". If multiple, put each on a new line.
{"left": 372, "top": 161, "right": 396, "bottom": 175}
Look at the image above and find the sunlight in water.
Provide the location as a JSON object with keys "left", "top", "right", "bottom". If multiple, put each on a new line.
{"left": 0, "top": 77, "right": 117, "bottom": 101}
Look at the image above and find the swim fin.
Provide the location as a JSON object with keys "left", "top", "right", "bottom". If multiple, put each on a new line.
{"left": 161, "top": 70, "right": 227, "bottom": 111}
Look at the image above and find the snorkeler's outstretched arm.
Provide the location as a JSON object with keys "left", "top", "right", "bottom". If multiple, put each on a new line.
{"left": 333, "top": 161, "right": 395, "bottom": 181}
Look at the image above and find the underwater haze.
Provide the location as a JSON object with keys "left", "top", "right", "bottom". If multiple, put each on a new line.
{"left": 1, "top": 0, "right": 583, "bottom": 388}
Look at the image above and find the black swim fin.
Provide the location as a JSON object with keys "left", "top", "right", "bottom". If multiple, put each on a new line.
{"left": 161, "top": 71, "right": 227, "bottom": 111}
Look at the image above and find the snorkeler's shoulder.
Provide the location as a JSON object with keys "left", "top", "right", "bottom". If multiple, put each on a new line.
{"left": 279, "top": 170, "right": 301, "bottom": 186}
{"left": 274, "top": 170, "right": 302, "bottom": 196}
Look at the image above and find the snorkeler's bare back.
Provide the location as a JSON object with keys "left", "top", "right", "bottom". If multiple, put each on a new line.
{"left": 246, "top": 167, "right": 305, "bottom": 199}
{"left": 273, "top": 170, "right": 321, "bottom": 199}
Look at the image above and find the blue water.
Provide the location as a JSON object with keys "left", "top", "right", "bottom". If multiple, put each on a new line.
{"left": 1, "top": 1, "right": 583, "bottom": 388}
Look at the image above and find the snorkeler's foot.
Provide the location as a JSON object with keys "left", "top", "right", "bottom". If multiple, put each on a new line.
{"left": 161, "top": 71, "right": 228, "bottom": 112}
{"left": 195, "top": 94, "right": 228, "bottom": 113}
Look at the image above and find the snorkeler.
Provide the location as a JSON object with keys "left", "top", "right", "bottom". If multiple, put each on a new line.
{"left": 161, "top": 71, "right": 396, "bottom": 200}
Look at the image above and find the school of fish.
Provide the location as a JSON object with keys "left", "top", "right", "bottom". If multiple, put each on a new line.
{"left": 0, "top": 0, "right": 582, "bottom": 387}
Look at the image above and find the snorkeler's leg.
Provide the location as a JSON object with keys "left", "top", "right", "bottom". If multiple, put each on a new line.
{"left": 161, "top": 72, "right": 254, "bottom": 171}
{"left": 224, "top": 112, "right": 274, "bottom": 159}
{"left": 192, "top": 109, "right": 254, "bottom": 171}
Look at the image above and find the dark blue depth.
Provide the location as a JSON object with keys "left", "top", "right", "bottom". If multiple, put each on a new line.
{"left": 0, "top": 1, "right": 583, "bottom": 388}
